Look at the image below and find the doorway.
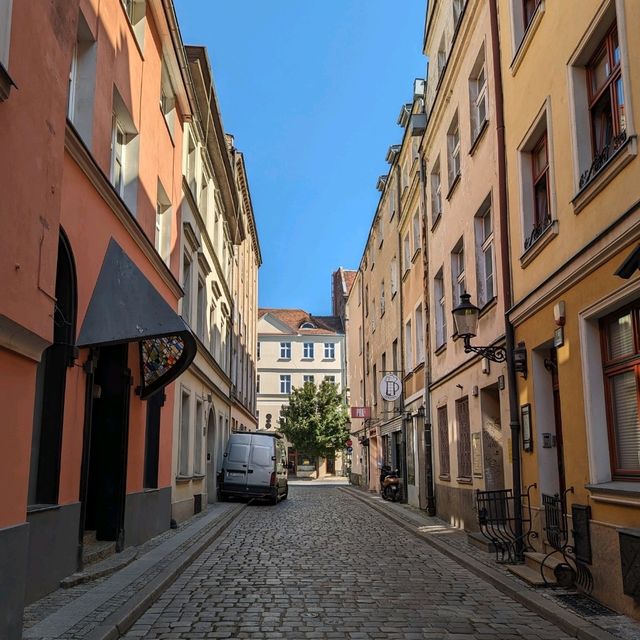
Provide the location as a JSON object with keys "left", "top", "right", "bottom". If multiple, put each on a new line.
{"left": 481, "top": 385, "right": 505, "bottom": 492}
{"left": 326, "top": 457, "right": 335, "bottom": 475}
{"left": 206, "top": 410, "right": 216, "bottom": 502}
{"left": 85, "top": 344, "right": 131, "bottom": 547}
{"left": 548, "top": 348, "right": 566, "bottom": 497}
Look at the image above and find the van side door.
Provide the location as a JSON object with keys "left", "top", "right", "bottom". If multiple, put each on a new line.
{"left": 224, "top": 434, "right": 251, "bottom": 488}
{"left": 249, "top": 435, "right": 274, "bottom": 488}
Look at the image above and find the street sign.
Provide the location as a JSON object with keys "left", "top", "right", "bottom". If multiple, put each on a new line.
{"left": 350, "top": 406, "right": 371, "bottom": 419}
{"left": 380, "top": 373, "right": 402, "bottom": 401}
{"left": 346, "top": 446, "right": 353, "bottom": 453}
{"left": 345, "top": 439, "right": 353, "bottom": 447}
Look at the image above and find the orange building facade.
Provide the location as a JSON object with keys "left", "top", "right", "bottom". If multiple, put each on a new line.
{"left": 0, "top": 1, "right": 196, "bottom": 637}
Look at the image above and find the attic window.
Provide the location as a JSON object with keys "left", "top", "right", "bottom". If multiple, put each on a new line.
{"left": 300, "top": 322, "right": 315, "bottom": 329}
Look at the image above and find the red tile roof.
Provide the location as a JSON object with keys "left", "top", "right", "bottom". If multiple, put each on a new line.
{"left": 259, "top": 308, "right": 344, "bottom": 335}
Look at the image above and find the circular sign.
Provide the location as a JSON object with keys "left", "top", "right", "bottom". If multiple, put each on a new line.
{"left": 380, "top": 374, "right": 402, "bottom": 401}
{"left": 346, "top": 446, "right": 353, "bottom": 453}
{"left": 345, "top": 439, "right": 353, "bottom": 447}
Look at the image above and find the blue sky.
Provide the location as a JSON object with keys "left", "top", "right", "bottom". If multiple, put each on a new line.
{"left": 174, "top": 1, "right": 427, "bottom": 315}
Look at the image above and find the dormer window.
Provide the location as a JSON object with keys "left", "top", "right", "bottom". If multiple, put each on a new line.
{"left": 300, "top": 322, "right": 315, "bottom": 329}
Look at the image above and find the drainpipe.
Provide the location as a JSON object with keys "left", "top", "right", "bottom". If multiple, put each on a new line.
{"left": 489, "top": 0, "right": 523, "bottom": 553}
{"left": 360, "top": 269, "right": 368, "bottom": 489}
{"left": 419, "top": 155, "right": 436, "bottom": 516}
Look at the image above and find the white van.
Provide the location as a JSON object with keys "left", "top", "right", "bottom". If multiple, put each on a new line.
{"left": 218, "top": 432, "right": 288, "bottom": 504}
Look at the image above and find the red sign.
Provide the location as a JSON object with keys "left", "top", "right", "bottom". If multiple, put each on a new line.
{"left": 350, "top": 406, "right": 371, "bottom": 419}
{"left": 345, "top": 439, "right": 353, "bottom": 447}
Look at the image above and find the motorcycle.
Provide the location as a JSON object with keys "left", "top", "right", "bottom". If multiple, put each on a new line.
{"left": 379, "top": 465, "right": 401, "bottom": 502}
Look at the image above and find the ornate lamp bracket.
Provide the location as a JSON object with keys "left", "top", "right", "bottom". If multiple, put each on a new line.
{"left": 462, "top": 336, "right": 507, "bottom": 362}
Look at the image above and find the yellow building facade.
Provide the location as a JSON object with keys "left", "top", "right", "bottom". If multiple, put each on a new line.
{"left": 500, "top": 0, "right": 640, "bottom": 617}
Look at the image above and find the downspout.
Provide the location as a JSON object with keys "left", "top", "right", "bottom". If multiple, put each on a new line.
{"left": 489, "top": 0, "right": 523, "bottom": 552}
{"left": 396, "top": 164, "right": 409, "bottom": 503}
{"left": 419, "top": 155, "right": 436, "bottom": 516}
{"left": 360, "top": 270, "right": 368, "bottom": 488}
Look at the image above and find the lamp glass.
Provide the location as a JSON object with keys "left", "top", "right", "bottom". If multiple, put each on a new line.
{"left": 452, "top": 293, "right": 479, "bottom": 338}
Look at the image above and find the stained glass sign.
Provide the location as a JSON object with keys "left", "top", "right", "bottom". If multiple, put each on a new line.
{"left": 139, "top": 333, "right": 195, "bottom": 399}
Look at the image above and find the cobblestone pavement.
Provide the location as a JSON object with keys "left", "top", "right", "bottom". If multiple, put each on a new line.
{"left": 122, "top": 486, "right": 575, "bottom": 639}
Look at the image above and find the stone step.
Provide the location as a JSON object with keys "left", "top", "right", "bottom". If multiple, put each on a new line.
{"left": 507, "top": 563, "right": 550, "bottom": 587}
{"left": 61, "top": 548, "right": 137, "bottom": 589}
{"left": 82, "top": 538, "right": 116, "bottom": 567}
{"left": 467, "top": 531, "right": 496, "bottom": 553}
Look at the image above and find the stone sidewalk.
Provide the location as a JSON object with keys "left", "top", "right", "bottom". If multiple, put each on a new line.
{"left": 343, "top": 486, "right": 640, "bottom": 640}
{"left": 22, "top": 502, "right": 245, "bottom": 640}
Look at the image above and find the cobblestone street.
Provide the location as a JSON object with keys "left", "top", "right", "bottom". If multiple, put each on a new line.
{"left": 122, "top": 485, "right": 573, "bottom": 640}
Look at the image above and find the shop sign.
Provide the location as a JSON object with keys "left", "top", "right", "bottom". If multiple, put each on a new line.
{"left": 380, "top": 373, "right": 402, "bottom": 401}
{"left": 351, "top": 406, "right": 371, "bottom": 419}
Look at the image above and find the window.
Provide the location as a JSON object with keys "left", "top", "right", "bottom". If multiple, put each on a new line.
{"left": 469, "top": 47, "right": 488, "bottom": 142}
{"left": 600, "top": 304, "right": 640, "bottom": 478}
{"left": 303, "top": 375, "right": 315, "bottom": 385}
{"left": 532, "top": 133, "right": 550, "bottom": 235}
{"left": 380, "top": 281, "right": 385, "bottom": 316}
{"left": 447, "top": 113, "right": 461, "bottom": 188}
{"left": 405, "top": 320, "right": 413, "bottom": 372}
{"left": 412, "top": 212, "right": 421, "bottom": 254}
{"left": 257, "top": 341, "right": 261, "bottom": 360}
{"left": 391, "top": 258, "right": 399, "bottom": 296}
{"left": 324, "top": 375, "right": 336, "bottom": 386}
{"left": 358, "top": 326, "right": 363, "bottom": 355}
{"left": 403, "top": 234, "right": 411, "bottom": 273}
{"left": 378, "top": 215, "right": 384, "bottom": 248}
{"left": 475, "top": 201, "right": 495, "bottom": 307}
{"left": 160, "top": 61, "right": 176, "bottom": 136}
{"left": 280, "top": 342, "right": 291, "bottom": 359}
{"left": 0, "top": 0, "right": 13, "bottom": 76}
{"left": 587, "top": 25, "right": 624, "bottom": 161}
{"left": 300, "top": 322, "right": 315, "bottom": 329}
{"left": 182, "top": 254, "right": 192, "bottom": 324}
{"left": 196, "top": 277, "right": 206, "bottom": 340}
{"left": 303, "top": 342, "right": 314, "bottom": 359}
{"left": 365, "top": 285, "right": 369, "bottom": 317}
{"left": 366, "top": 341, "right": 370, "bottom": 374}
{"left": 372, "top": 365, "right": 377, "bottom": 406}
{"left": 179, "top": 390, "right": 190, "bottom": 476}
{"left": 209, "top": 303, "right": 218, "bottom": 356}
{"left": 110, "top": 89, "right": 139, "bottom": 212}
{"left": 389, "top": 189, "right": 396, "bottom": 220}
{"left": 438, "top": 406, "right": 450, "bottom": 477}
{"left": 324, "top": 343, "right": 335, "bottom": 359}
{"left": 451, "top": 240, "right": 465, "bottom": 307}
{"left": 523, "top": 0, "right": 540, "bottom": 31}
{"left": 437, "top": 35, "right": 447, "bottom": 79}
{"left": 199, "top": 162, "right": 210, "bottom": 221}
{"left": 155, "top": 180, "right": 172, "bottom": 264}
{"left": 186, "top": 133, "right": 197, "bottom": 196}
{"left": 456, "top": 397, "right": 471, "bottom": 479}
{"left": 257, "top": 375, "right": 260, "bottom": 393}
{"left": 194, "top": 399, "right": 203, "bottom": 475}
{"left": 435, "top": 269, "right": 446, "bottom": 349}
{"left": 280, "top": 375, "right": 291, "bottom": 395}
{"left": 430, "top": 158, "right": 442, "bottom": 223}
{"left": 121, "top": 0, "right": 145, "bottom": 48}
{"left": 415, "top": 305, "right": 425, "bottom": 364}
{"left": 371, "top": 301, "right": 376, "bottom": 332}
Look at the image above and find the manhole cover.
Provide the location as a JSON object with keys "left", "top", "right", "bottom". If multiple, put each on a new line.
{"left": 556, "top": 594, "right": 617, "bottom": 617}
{"left": 301, "top": 613, "right": 319, "bottom": 618}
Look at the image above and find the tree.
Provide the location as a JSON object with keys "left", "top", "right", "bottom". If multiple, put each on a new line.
{"left": 279, "top": 381, "right": 350, "bottom": 466}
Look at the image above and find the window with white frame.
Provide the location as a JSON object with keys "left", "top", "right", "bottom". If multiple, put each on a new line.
{"left": 453, "top": 0, "right": 465, "bottom": 27}
{"left": 378, "top": 214, "right": 384, "bottom": 248}
{"left": 257, "top": 341, "right": 261, "bottom": 360}
{"left": 155, "top": 180, "right": 172, "bottom": 264}
{"left": 389, "top": 188, "right": 396, "bottom": 220}
{"left": 200, "top": 158, "right": 210, "bottom": 221}
{"left": 415, "top": 305, "right": 425, "bottom": 364}
{"left": 435, "top": 269, "right": 446, "bottom": 349}
{"left": 437, "top": 35, "right": 447, "bottom": 79}
{"left": 303, "top": 374, "right": 315, "bottom": 385}
{"left": 186, "top": 133, "right": 197, "bottom": 196}
{"left": 121, "top": 0, "right": 145, "bottom": 49}
{"left": 182, "top": 253, "right": 192, "bottom": 324}
{"left": 380, "top": 280, "right": 385, "bottom": 316}
{"left": 324, "top": 375, "right": 336, "bottom": 386}
{"left": 391, "top": 257, "right": 399, "bottom": 296}
{"left": 280, "top": 342, "right": 291, "bottom": 359}
{"left": 405, "top": 320, "right": 413, "bottom": 371}
{"left": 371, "top": 300, "right": 376, "bottom": 332}
{"left": 280, "top": 374, "right": 291, "bottom": 395}
{"left": 110, "top": 89, "right": 139, "bottom": 212}
{"left": 194, "top": 399, "right": 203, "bottom": 475}
{"left": 178, "top": 389, "right": 190, "bottom": 476}
{"left": 412, "top": 211, "right": 421, "bottom": 254}
{"left": 403, "top": 234, "right": 411, "bottom": 273}
{"left": 451, "top": 239, "right": 465, "bottom": 307}
{"left": 159, "top": 60, "right": 176, "bottom": 136}
{"left": 324, "top": 342, "right": 335, "bottom": 359}
{"left": 430, "top": 158, "right": 442, "bottom": 223}
{"left": 303, "top": 342, "right": 314, "bottom": 359}
{"left": 475, "top": 199, "right": 495, "bottom": 307}
{"left": 196, "top": 276, "right": 206, "bottom": 341}
{"left": 469, "top": 46, "right": 488, "bottom": 143}
{"left": 111, "top": 115, "right": 126, "bottom": 196}
{"left": 256, "top": 374, "right": 260, "bottom": 393}
{"left": 447, "top": 112, "right": 461, "bottom": 188}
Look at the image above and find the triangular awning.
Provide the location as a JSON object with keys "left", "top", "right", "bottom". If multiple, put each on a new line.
{"left": 77, "top": 239, "right": 196, "bottom": 398}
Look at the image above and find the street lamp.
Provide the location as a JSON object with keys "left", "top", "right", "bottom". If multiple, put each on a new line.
{"left": 451, "top": 293, "right": 507, "bottom": 363}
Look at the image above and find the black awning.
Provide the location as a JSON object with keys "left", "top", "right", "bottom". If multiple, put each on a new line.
{"left": 77, "top": 239, "right": 196, "bottom": 398}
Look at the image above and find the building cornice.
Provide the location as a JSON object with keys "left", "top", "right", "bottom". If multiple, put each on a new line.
{"left": 64, "top": 122, "right": 184, "bottom": 300}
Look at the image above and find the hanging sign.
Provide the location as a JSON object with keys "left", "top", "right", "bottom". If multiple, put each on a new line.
{"left": 350, "top": 407, "right": 371, "bottom": 419}
{"left": 380, "top": 373, "right": 402, "bottom": 401}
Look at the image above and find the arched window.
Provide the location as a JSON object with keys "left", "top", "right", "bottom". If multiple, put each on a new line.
{"left": 29, "top": 230, "right": 77, "bottom": 505}
{"left": 300, "top": 322, "right": 315, "bottom": 329}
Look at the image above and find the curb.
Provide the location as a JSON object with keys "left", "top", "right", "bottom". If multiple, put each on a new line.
{"left": 87, "top": 503, "right": 246, "bottom": 640}
{"left": 342, "top": 487, "right": 618, "bottom": 640}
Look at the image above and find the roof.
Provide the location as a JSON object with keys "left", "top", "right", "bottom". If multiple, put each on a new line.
{"left": 342, "top": 270, "right": 358, "bottom": 296}
{"left": 259, "top": 308, "right": 344, "bottom": 335}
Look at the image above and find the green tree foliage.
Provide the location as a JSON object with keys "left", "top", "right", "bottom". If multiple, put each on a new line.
{"left": 279, "top": 381, "right": 350, "bottom": 460}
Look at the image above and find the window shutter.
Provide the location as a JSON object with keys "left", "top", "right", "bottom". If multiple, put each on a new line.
{"left": 610, "top": 370, "right": 640, "bottom": 471}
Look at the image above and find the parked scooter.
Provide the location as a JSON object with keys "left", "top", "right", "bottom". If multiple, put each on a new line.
{"left": 380, "top": 465, "right": 401, "bottom": 502}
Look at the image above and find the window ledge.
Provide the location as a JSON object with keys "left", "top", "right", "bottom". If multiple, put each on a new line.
{"left": 301, "top": 357, "right": 314, "bottom": 361}
{"left": 27, "top": 504, "right": 61, "bottom": 515}
{"left": 391, "top": 291, "right": 398, "bottom": 300}
{"left": 0, "top": 62, "right": 16, "bottom": 101}
{"left": 411, "top": 247, "right": 422, "bottom": 263}
{"left": 446, "top": 173, "right": 461, "bottom": 201}
{"left": 469, "top": 119, "right": 489, "bottom": 156}
{"left": 457, "top": 477, "right": 473, "bottom": 485}
{"left": 402, "top": 268, "right": 411, "bottom": 282}
{"left": 192, "top": 473, "right": 206, "bottom": 480}
{"left": 572, "top": 136, "right": 637, "bottom": 214}
{"left": 510, "top": 1, "right": 545, "bottom": 76}
{"left": 175, "top": 475, "right": 193, "bottom": 483}
{"left": 586, "top": 482, "right": 640, "bottom": 507}
{"left": 439, "top": 474, "right": 451, "bottom": 482}
{"left": 519, "top": 219, "right": 558, "bottom": 268}
{"left": 478, "top": 296, "right": 498, "bottom": 318}
{"left": 431, "top": 212, "right": 442, "bottom": 233}
{"left": 434, "top": 343, "right": 447, "bottom": 356}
